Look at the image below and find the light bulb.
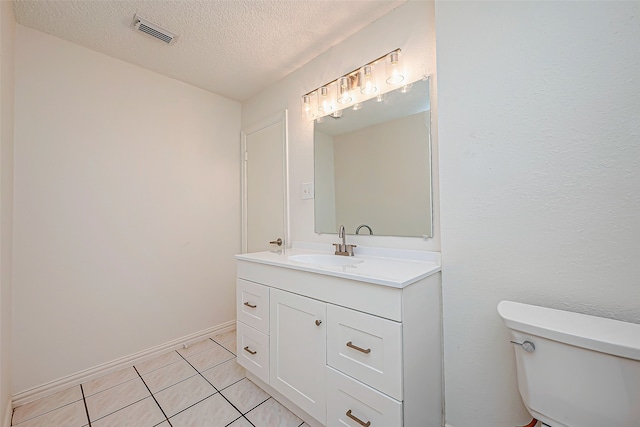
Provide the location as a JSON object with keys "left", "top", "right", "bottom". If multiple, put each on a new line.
{"left": 360, "top": 65, "right": 377, "bottom": 95}
{"left": 318, "top": 86, "right": 334, "bottom": 113}
{"left": 337, "top": 76, "right": 353, "bottom": 104}
{"left": 386, "top": 50, "right": 404, "bottom": 84}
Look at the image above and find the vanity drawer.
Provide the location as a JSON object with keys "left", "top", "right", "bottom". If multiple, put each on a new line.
{"left": 237, "top": 279, "right": 269, "bottom": 334}
{"left": 327, "top": 304, "right": 403, "bottom": 400}
{"left": 236, "top": 321, "right": 269, "bottom": 384}
{"left": 327, "top": 366, "right": 402, "bottom": 427}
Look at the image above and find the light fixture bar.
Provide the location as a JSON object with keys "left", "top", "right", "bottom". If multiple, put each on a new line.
{"left": 302, "top": 48, "right": 401, "bottom": 97}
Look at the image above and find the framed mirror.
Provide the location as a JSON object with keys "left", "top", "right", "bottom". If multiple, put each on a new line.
{"left": 314, "top": 77, "right": 432, "bottom": 238}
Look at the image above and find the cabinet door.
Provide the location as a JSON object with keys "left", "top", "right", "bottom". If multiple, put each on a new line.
{"left": 270, "top": 288, "right": 326, "bottom": 424}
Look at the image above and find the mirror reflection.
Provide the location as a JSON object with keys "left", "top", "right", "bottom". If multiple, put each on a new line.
{"left": 314, "top": 77, "right": 432, "bottom": 238}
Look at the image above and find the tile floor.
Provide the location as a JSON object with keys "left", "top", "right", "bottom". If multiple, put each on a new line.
{"left": 11, "top": 328, "right": 311, "bottom": 427}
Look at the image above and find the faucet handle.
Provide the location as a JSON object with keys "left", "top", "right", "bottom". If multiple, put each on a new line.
{"left": 333, "top": 243, "right": 343, "bottom": 255}
{"left": 344, "top": 244, "right": 357, "bottom": 256}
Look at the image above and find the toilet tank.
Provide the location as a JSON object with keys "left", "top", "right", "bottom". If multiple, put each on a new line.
{"left": 497, "top": 301, "right": 640, "bottom": 427}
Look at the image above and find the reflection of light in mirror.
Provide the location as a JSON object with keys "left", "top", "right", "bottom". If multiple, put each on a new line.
{"left": 400, "top": 83, "right": 413, "bottom": 94}
{"left": 331, "top": 110, "right": 343, "bottom": 118}
{"left": 315, "top": 116, "right": 325, "bottom": 123}
{"left": 375, "top": 93, "right": 387, "bottom": 102}
{"left": 352, "top": 103, "right": 363, "bottom": 111}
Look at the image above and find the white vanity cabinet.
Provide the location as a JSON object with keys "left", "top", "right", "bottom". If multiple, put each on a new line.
{"left": 236, "top": 251, "right": 442, "bottom": 427}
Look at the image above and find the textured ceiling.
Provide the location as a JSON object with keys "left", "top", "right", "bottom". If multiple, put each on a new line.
{"left": 14, "top": 0, "right": 407, "bottom": 101}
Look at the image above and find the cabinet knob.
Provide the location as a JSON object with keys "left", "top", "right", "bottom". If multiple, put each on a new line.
{"left": 315, "top": 319, "right": 322, "bottom": 326}
{"left": 346, "top": 409, "right": 371, "bottom": 427}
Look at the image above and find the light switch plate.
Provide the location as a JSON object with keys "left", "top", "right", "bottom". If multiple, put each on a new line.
{"left": 302, "top": 182, "right": 314, "bottom": 199}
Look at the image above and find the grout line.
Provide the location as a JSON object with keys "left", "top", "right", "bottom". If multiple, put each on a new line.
{"left": 175, "top": 351, "right": 249, "bottom": 419}
{"left": 133, "top": 365, "right": 173, "bottom": 427}
{"left": 80, "top": 384, "right": 92, "bottom": 427}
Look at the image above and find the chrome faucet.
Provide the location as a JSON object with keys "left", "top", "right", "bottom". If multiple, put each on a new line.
{"left": 333, "top": 225, "right": 357, "bottom": 256}
{"left": 355, "top": 224, "right": 373, "bottom": 235}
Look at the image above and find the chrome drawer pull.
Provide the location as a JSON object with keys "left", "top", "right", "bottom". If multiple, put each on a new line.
{"left": 346, "top": 409, "right": 371, "bottom": 427}
{"left": 243, "top": 346, "right": 257, "bottom": 355}
{"left": 243, "top": 302, "right": 257, "bottom": 308}
{"left": 346, "top": 341, "right": 371, "bottom": 354}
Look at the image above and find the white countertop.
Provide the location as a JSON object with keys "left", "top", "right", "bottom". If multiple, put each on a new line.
{"left": 235, "top": 244, "right": 441, "bottom": 288}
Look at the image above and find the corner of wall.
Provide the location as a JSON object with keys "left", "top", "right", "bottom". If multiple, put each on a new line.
{"left": 0, "top": 0, "right": 15, "bottom": 423}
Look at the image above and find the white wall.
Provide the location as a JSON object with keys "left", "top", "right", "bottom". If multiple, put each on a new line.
{"left": 436, "top": 2, "right": 640, "bottom": 426}
{"left": 0, "top": 1, "right": 14, "bottom": 421}
{"left": 242, "top": 1, "right": 439, "bottom": 251}
{"left": 13, "top": 25, "right": 241, "bottom": 394}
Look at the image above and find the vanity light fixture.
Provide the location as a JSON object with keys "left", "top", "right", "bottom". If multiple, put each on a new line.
{"left": 302, "top": 48, "right": 404, "bottom": 120}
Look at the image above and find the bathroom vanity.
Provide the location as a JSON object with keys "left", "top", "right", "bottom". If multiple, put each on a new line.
{"left": 235, "top": 245, "right": 442, "bottom": 427}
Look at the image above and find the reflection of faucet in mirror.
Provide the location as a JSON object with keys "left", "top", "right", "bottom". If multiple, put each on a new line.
{"left": 356, "top": 224, "right": 373, "bottom": 235}
{"left": 333, "top": 225, "right": 357, "bottom": 256}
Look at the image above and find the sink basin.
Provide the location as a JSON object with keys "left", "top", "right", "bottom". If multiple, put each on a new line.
{"left": 288, "top": 254, "right": 364, "bottom": 266}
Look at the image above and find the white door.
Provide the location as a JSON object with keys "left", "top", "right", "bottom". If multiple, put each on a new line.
{"left": 270, "top": 288, "right": 327, "bottom": 424}
{"left": 242, "top": 111, "right": 288, "bottom": 253}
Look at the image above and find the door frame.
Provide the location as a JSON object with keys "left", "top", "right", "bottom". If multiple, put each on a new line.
{"left": 241, "top": 110, "right": 290, "bottom": 253}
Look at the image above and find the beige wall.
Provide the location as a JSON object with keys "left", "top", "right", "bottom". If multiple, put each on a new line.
{"left": 12, "top": 25, "right": 241, "bottom": 394}
{"left": 242, "top": 1, "right": 439, "bottom": 251}
{"left": 436, "top": 2, "right": 640, "bottom": 426}
{"left": 332, "top": 113, "right": 431, "bottom": 237}
{"left": 0, "top": 0, "right": 14, "bottom": 421}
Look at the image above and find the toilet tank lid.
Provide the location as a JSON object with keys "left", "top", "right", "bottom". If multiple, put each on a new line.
{"left": 498, "top": 300, "right": 640, "bottom": 361}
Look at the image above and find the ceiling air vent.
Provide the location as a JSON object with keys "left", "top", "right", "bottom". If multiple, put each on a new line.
{"left": 132, "top": 15, "right": 177, "bottom": 45}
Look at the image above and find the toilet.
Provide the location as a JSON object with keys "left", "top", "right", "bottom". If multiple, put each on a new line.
{"left": 497, "top": 300, "right": 640, "bottom": 427}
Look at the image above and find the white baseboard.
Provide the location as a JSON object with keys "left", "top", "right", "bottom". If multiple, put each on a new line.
{"left": 12, "top": 320, "right": 236, "bottom": 407}
{"left": 3, "top": 399, "right": 11, "bottom": 427}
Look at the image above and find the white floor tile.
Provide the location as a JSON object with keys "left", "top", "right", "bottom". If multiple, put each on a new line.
{"left": 85, "top": 378, "right": 150, "bottom": 421}
{"left": 135, "top": 351, "right": 183, "bottom": 375}
{"left": 90, "top": 397, "right": 165, "bottom": 427}
{"left": 227, "top": 416, "right": 254, "bottom": 427}
{"left": 185, "top": 345, "right": 235, "bottom": 372}
{"left": 169, "top": 393, "right": 242, "bottom": 427}
{"left": 220, "top": 378, "right": 269, "bottom": 414}
{"left": 222, "top": 339, "right": 237, "bottom": 355}
{"left": 153, "top": 375, "right": 216, "bottom": 417}
{"left": 12, "top": 386, "right": 83, "bottom": 425}
{"left": 201, "top": 358, "right": 246, "bottom": 390}
{"left": 210, "top": 329, "right": 236, "bottom": 344}
{"left": 82, "top": 367, "right": 139, "bottom": 397}
{"left": 177, "top": 339, "right": 218, "bottom": 358}
{"left": 12, "top": 401, "right": 87, "bottom": 427}
{"left": 142, "top": 359, "right": 198, "bottom": 393}
{"left": 245, "top": 398, "right": 303, "bottom": 427}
